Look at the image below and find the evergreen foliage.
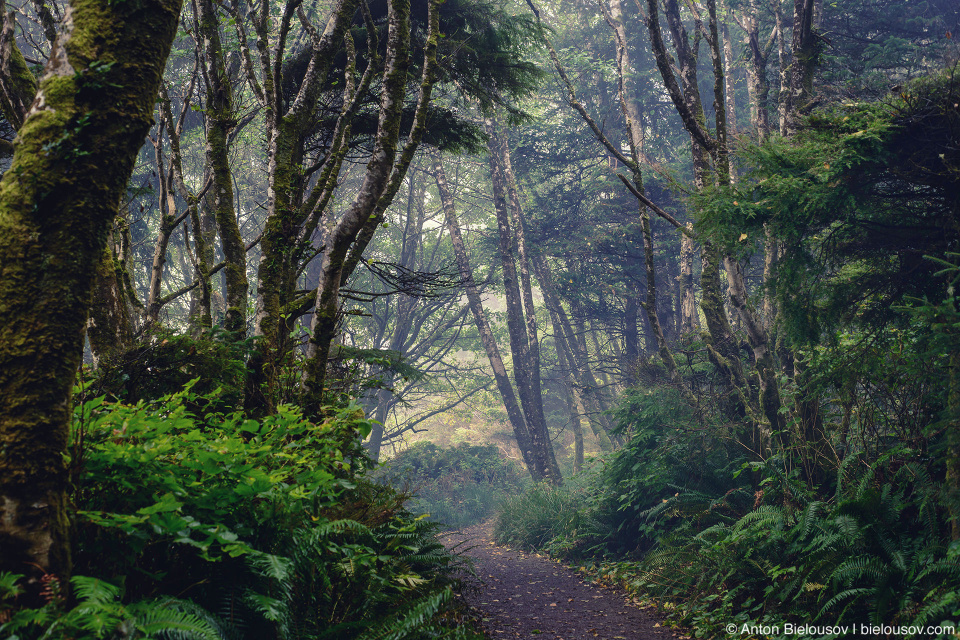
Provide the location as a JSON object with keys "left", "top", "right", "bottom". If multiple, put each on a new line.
{"left": 700, "top": 70, "right": 960, "bottom": 344}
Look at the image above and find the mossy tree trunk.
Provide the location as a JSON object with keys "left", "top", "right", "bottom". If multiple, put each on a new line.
{"left": 0, "top": 6, "right": 38, "bottom": 131}
{"left": 240, "top": 0, "right": 366, "bottom": 413}
{"left": 197, "top": 0, "right": 246, "bottom": 336}
{"left": 88, "top": 227, "right": 134, "bottom": 365}
{"left": 0, "top": 0, "right": 182, "bottom": 598}
{"left": 303, "top": 0, "right": 440, "bottom": 414}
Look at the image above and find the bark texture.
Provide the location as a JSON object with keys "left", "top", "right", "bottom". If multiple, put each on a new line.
{"left": 486, "top": 119, "right": 561, "bottom": 484}
{"left": 0, "top": 8, "right": 37, "bottom": 131}
{"left": 0, "top": 0, "right": 182, "bottom": 596}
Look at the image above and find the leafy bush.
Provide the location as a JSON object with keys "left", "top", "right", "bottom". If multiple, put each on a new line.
{"left": 493, "top": 472, "right": 606, "bottom": 558}
{"left": 2, "top": 384, "right": 481, "bottom": 640}
{"left": 621, "top": 452, "right": 960, "bottom": 638}
{"left": 88, "top": 326, "right": 252, "bottom": 412}
{"left": 377, "top": 442, "right": 529, "bottom": 529}
{"left": 496, "top": 376, "right": 960, "bottom": 637}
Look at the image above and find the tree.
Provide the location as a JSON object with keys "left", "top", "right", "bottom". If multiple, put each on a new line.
{"left": 0, "top": 0, "right": 183, "bottom": 598}
{"left": 434, "top": 151, "right": 546, "bottom": 480}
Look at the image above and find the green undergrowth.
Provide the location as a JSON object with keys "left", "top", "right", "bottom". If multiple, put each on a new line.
{"left": 1, "top": 382, "right": 483, "bottom": 640}
{"left": 495, "top": 387, "right": 960, "bottom": 639}
{"left": 376, "top": 442, "right": 529, "bottom": 529}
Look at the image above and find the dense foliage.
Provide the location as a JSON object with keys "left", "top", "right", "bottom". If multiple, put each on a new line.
{"left": 2, "top": 0, "right": 959, "bottom": 636}
{"left": 377, "top": 442, "right": 529, "bottom": 529}
{"left": 0, "top": 382, "right": 481, "bottom": 639}
{"left": 495, "top": 71, "right": 960, "bottom": 639}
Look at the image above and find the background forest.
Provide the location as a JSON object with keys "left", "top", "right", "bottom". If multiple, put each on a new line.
{"left": 0, "top": 0, "right": 958, "bottom": 638}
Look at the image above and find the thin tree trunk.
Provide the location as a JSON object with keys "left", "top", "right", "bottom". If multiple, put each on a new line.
{"left": 720, "top": 0, "right": 737, "bottom": 137}
{"left": 534, "top": 254, "right": 618, "bottom": 444}
{"left": 303, "top": 0, "right": 439, "bottom": 414}
{"left": 198, "top": 0, "right": 247, "bottom": 335}
{"left": 88, "top": 231, "right": 133, "bottom": 366}
{"left": 485, "top": 120, "right": 561, "bottom": 484}
{"left": 680, "top": 223, "right": 697, "bottom": 334}
{"left": 785, "top": 0, "right": 817, "bottom": 133}
{"left": 774, "top": 0, "right": 789, "bottom": 135}
{"left": 623, "top": 295, "right": 640, "bottom": 383}
{"left": 433, "top": 154, "right": 541, "bottom": 479}
{"left": 552, "top": 305, "right": 614, "bottom": 453}
{"left": 0, "top": 7, "right": 37, "bottom": 131}
{"left": 246, "top": 0, "right": 363, "bottom": 414}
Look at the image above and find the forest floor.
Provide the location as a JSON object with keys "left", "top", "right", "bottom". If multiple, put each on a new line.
{"left": 441, "top": 521, "right": 689, "bottom": 640}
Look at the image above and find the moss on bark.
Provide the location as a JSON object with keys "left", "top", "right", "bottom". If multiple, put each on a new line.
{"left": 0, "top": 0, "right": 182, "bottom": 598}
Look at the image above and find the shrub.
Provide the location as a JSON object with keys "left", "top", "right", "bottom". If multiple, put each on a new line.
{"left": 1, "top": 384, "right": 481, "bottom": 640}
{"left": 377, "top": 442, "right": 529, "bottom": 529}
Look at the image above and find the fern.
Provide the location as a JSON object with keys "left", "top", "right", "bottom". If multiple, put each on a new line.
{"left": 0, "top": 577, "right": 224, "bottom": 640}
{"left": 358, "top": 587, "right": 453, "bottom": 640}
{"left": 818, "top": 587, "right": 873, "bottom": 616}
{"left": 128, "top": 598, "right": 225, "bottom": 640}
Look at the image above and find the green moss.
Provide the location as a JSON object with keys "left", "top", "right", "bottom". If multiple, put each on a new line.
{"left": 0, "top": 0, "right": 184, "bottom": 593}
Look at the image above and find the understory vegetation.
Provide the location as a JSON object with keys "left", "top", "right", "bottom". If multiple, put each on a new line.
{"left": 495, "top": 72, "right": 960, "bottom": 639}
{"left": 376, "top": 442, "right": 529, "bottom": 529}
{"left": 0, "top": 377, "right": 481, "bottom": 640}
{"left": 497, "top": 387, "right": 960, "bottom": 638}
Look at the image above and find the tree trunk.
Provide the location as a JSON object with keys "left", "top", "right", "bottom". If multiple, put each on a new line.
{"left": 679, "top": 223, "right": 697, "bottom": 334}
{"left": 486, "top": 124, "right": 562, "bottom": 483}
{"left": 551, "top": 308, "right": 614, "bottom": 453}
{"left": 534, "top": 254, "right": 618, "bottom": 445}
{"left": 486, "top": 119, "right": 562, "bottom": 484}
{"left": 736, "top": 0, "right": 774, "bottom": 140}
{"left": 198, "top": 0, "right": 247, "bottom": 335}
{"left": 246, "top": 0, "right": 363, "bottom": 414}
{"left": 433, "top": 153, "right": 541, "bottom": 479}
{"left": 303, "top": 0, "right": 440, "bottom": 414}
{"left": 623, "top": 295, "right": 640, "bottom": 382}
{"left": 0, "top": 7, "right": 37, "bottom": 131}
{"left": 785, "top": 0, "right": 817, "bottom": 133}
{"left": 88, "top": 232, "right": 133, "bottom": 366}
{"left": 0, "top": 0, "right": 182, "bottom": 598}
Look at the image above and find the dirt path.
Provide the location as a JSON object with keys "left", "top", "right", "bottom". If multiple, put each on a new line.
{"left": 442, "top": 521, "right": 685, "bottom": 640}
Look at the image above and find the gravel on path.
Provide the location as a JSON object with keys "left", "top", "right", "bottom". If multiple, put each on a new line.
{"left": 442, "top": 521, "right": 689, "bottom": 640}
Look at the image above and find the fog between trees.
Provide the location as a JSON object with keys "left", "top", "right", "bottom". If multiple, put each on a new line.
{"left": 0, "top": 0, "right": 959, "bottom": 635}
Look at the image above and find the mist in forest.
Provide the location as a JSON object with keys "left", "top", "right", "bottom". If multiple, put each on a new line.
{"left": 1, "top": 0, "right": 959, "bottom": 637}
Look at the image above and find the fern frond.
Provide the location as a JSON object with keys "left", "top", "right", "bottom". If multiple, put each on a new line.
{"left": 358, "top": 587, "right": 453, "bottom": 640}
{"left": 70, "top": 575, "right": 122, "bottom": 607}
{"left": 131, "top": 598, "right": 224, "bottom": 640}
{"left": 830, "top": 555, "right": 888, "bottom": 583}
{"left": 818, "top": 587, "right": 871, "bottom": 615}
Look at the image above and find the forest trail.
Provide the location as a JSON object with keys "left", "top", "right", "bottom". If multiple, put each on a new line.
{"left": 442, "top": 521, "right": 687, "bottom": 640}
